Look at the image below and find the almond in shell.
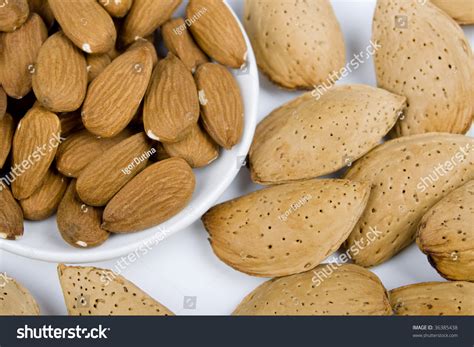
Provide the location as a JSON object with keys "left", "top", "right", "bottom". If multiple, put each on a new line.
{"left": 57, "top": 180, "right": 109, "bottom": 248}
{"left": 0, "top": 0, "right": 29, "bottom": 32}
{"left": 103, "top": 158, "right": 195, "bottom": 233}
{"left": 202, "top": 179, "right": 370, "bottom": 277}
{"left": 194, "top": 62, "right": 243, "bottom": 149}
{"left": 431, "top": 0, "right": 474, "bottom": 25}
{"left": 0, "top": 185, "right": 23, "bottom": 240}
{"left": 48, "top": 0, "right": 116, "bottom": 54}
{"left": 233, "top": 264, "right": 392, "bottom": 315}
{"left": 0, "top": 276, "right": 39, "bottom": 315}
{"left": 32, "top": 31, "right": 88, "bottom": 112}
{"left": 0, "top": 113, "right": 14, "bottom": 168}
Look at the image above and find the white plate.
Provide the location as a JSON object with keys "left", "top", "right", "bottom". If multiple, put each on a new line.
{"left": 0, "top": 1, "right": 259, "bottom": 263}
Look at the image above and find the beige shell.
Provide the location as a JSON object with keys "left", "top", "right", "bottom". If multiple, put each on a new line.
{"left": 233, "top": 264, "right": 392, "bottom": 315}
{"left": 431, "top": 0, "right": 474, "bottom": 25}
{"left": 344, "top": 133, "right": 474, "bottom": 267}
{"left": 244, "top": 0, "right": 345, "bottom": 90}
{"left": 373, "top": 0, "right": 473, "bottom": 136}
{"left": 0, "top": 276, "right": 39, "bottom": 315}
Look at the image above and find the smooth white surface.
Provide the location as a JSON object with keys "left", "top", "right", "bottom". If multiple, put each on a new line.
{"left": 0, "top": 0, "right": 473, "bottom": 315}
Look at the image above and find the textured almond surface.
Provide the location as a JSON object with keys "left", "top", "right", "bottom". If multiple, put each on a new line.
{"left": 58, "top": 264, "right": 174, "bottom": 315}
{"left": 344, "top": 133, "right": 474, "bottom": 267}
{"left": 58, "top": 111, "right": 83, "bottom": 137}
{"left": 417, "top": 180, "right": 474, "bottom": 281}
{"left": 431, "top": 0, "right": 474, "bottom": 25}
{"left": 163, "top": 124, "right": 218, "bottom": 168}
{"left": 86, "top": 53, "right": 111, "bottom": 82}
{"left": 373, "top": 0, "right": 473, "bottom": 137}
{"left": 0, "top": 14, "right": 48, "bottom": 99}
{"left": 12, "top": 106, "right": 61, "bottom": 200}
{"left": 187, "top": 0, "right": 247, "bottom": 68}
{"left": 49, "top": 0, "right": 116, "bottom": 54}
{"left": 103, "top": 158, "right": 195, "bottom": 233}
{"left": 0, "top": 0, "right": 29, "bottom": 32}
{"left": 57, "top": 181, "right": 109, "bottom": 248}
{"left": 0, "top": 276, "right": 39, "bottom": 315}
{"left": 121, "top": 0, "right": 181, "bottom": 46}
{"left": 56, "top": 129, "right": 130, "bottom": 178}
{"left": 233, "top": 264, "right": 392, "bottom": 315}
{"left": 82, "top": 45, "right": 153, "bottom": 137}
{"left": 0, "top": 113, "right": 14, "bottom": 168}
{"left": 33, "top": 31, "right": 88, "bottom": 112}
{"left": 77, "top": 132, "right": 153, "bottom": 206}
{"left": 244, "top": 0, "right": 345, "bottom": 90}
{"left": 20, "top": 169, "right": 68, "bottom": 221}
{"left": 194, "top": 63, "right": 243, "bottom": 149}
{"left": 27, "top": 0, "right": 54, "bottom": 29}
{"left": 144, "top": 53, "right": 199, "bottom": 143}
{"left": 0, "top": 86, "right": 6, "bottom": 118}
{"left": 203, "top": 179, "right": 370, "bottom": 277}
{"left": 162, "top": 17, "right": 208, "bottom": 72}
{"left": 250, "top": 85, "right": 406, "bottom": 184}
{"left": 98, "top": 0, "right": 133, "bottom": 18}
{"left": 0, "top": 185, "right": 23, "bottom": 240}
{"left": 390, "top": 281, "right": 474, "bottom": 315}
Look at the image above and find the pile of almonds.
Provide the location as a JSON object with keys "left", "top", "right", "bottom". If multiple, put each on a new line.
{"left": 0, "top": 0, "right": 246, "bottom": 247}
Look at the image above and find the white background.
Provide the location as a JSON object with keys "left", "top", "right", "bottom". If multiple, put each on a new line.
{"left": 1, "top": 0, "right": 473, "bottom": 315}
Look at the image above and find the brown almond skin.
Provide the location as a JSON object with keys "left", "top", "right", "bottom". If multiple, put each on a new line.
{"left": 20, "top": 169, "right": 68, "bottom": 221}
{"left": 86, "top": 53, "right": 111, "bottom": 82}
{"left": 0, "top": 0, "right": 29, "bottom": 32}
{"left": 187, "top": 0, "right": 247, "bottom": 68}
{"left": 12, "top": 106, "right": 61, "bottom": 200}
{"left": 77, "top": 132, "right": 153, "bottom": 206}
{"left": 57, "top": 180, "right": 109, "bottom": 248}
{"left": 390, "top": 281, "right": 474, "bottom": 315}
{"left": 33, "top": 32, "right": 88, "bottom": 112}
{"left": 82, "top": 44, "right": 153, "bottom": 137}
{"left": 0, "top": 14, "right": 48, "bottom": 99}
{"left": 144, "top": 53, "right": 199, "bottom": 143}
{"left": 121, "top": 0, "right": 182, "bottom": 46}
{"left": 128, "top": 38, "right": 158, "bottom": 67}
{"left": 103, "top": 158, "right": 195, "bottom": 233}
{"left": 0, "top": 185, "right": 23, "bottom": 240}
{"left": 163, "top": 124, "right": 218, "bottom": 168}
{"left": 162, "top": 17, "right": 208, "bottom": 72}
{"left": 194, "top": 63, "right": 243, "bottom": 149}
{"left": 0, "top": 113, "right": 14, "bottom": 169}
{"left": 0, "top": 86, "right": 6, "bottom": 118}
{"left": 58, "top": 111, "right": 84, "bottom": 137}
{"left": 48, "top": 0, "right": 116, "bottom": 54}
{"left": 27, "top": 0, "right": 54, "bottom": 29}
{"left": 98, "top": 0, "right": 133, "bottom": 18}
{"left": 56, "top": 129, "right": 131, "bottom": 178}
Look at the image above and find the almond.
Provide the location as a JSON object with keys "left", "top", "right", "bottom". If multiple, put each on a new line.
{"left": 0, "top": 113, "right": 14, "bottom": 168}
{"left": 20, "top": 169, "right": 68, "bottom": 221}
{"left": 86, "top": 53, "right": 111, "bottom": 82}
{"left": 344, "top": 133, "right": 474, "bottom": 267}
{"left": 27, "top": 0, "right": 54, "bottom": 29}
{"left": 233, "top": 264, "right": 392, "bottom": 315}
{"left": 250, "top": 85, "right": 406, "bottom": 184}
{"left": 103, "top": 157, "right": 195, "bottom": 233}
{"left": 12, "top": 105, "right": 61, "bottom": 200}
{"left": 373, "top": 0, "right": 473, "bottom": 136}
{"left": 0, "top": 13, "right": 48, "bottom": 99}
{"left": 49, "top": 0, "right": 116, "bottom": 54}
{"left": 163, "top": 124, "right": 218, "bottom": 168}
{"left": 128, "top": 38, "right": 158, "bottom": 66}
{"left": 0, "top": 276, "right": 39, "bottom": 315}
{"left": 143, "top": 53, "right": 199, "bottom": 143}
{"left": 431, "top": 0, "right": 474, "bottom": 25}
{"left": 186, "top": 0, "right": 247, "bottom": 68}
{"left": 162, "top": 17, "right": 208, "bottom": 72}
{"left": 57, "top": 180, "right": 109, "bottom": 248}
{"left": 244, "top": 0, "right": 346, "bottom": 90}
{"left": 56, "top": 129, "right": 131, "bottom": 178}
{"left": 82, "top": 44, "right": 153, "bottom": 137}
{"left": 58, "top": 111, "right": 84, "bottom": 138}
{"left": 390, "top": 281, "right": 474, "bottom": 315}
{"left": 194, "top": 62, "right": 243, "bottom": 149}
{"left": 58, "top": 264, "right": 174, "bottom": 315}
{"left": 32, "top": 31, "right": 88, "bottom": 112}
{"left": 417, "top": 180, "right": 474, "bottom": 281}
{"left": 121, "top": 0, "right": 181, "bottom": 46}
{"left": 202, "top": 179, "right": 370, "bottom": 277}
{"left": 77, "top": 132, "right": 153, "bottom": 206}
{"left": 98, "top": 0, "right": 133, "bottom": 18}
{"left": 0, "top": 185, "right": 23, "bottom": 240}
{"left": 0, "top": 86, "right": 6, "bottom": 118}
{"left": 0, "top": 0, "right": 29, "bottom": 32}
